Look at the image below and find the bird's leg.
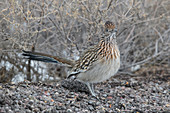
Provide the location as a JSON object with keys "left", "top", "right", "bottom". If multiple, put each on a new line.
{"left": 91, "top": 83, "right": 95, "bottom": 93}
{"left": 86, "top": 82, "right": 96, "bottom": 97}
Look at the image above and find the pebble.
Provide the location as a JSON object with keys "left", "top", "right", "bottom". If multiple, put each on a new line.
{"left": 67, "top": 109, "right": 72, "bottom": 112}
{"left": 102, "top": 94, "right": 107, "bottom": 97}
{"left": 8, "top": 109, "right": 14, "bottom": 113}
{"left": 26, "top": 109, "right": 32, "bottom": 113}
{"left": 14, "top": 109, "right": 20, "bottom": 112}
{"left": 75, "top": 107, "right": 79, "bottom": 112}
{"left": 88, "top": 105, "right": 94, "bottom": 111}
{"left": 29, "top": 100, "right": 34, "bottom": 105}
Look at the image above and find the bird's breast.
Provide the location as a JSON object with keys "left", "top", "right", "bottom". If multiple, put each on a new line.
{"left": 77, "top": 44, "right": 120, "bottom": 83}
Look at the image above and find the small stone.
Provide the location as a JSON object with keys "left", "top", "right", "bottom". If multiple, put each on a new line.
{"left": 38, "top": 105, "right": 44, "bottom": 111}
{"left": 14, "top": 109, "right": 20, "bottom": 113}
{"left": 26, "top": 109, "right": 32, "bottom": 113}
{"left": 14, "top": 100, "right": 18, "bottom": 104}
{"left": 43, "top": 110, "right": 49, "bottom": 113}
{"left": 43, "top": 87, "right": 48, "bottom": 91}
{"left": 88, "top": 100, "right": 94, "bottom": 105}
{"left": 7, "top": 109, "right": 14, "bottom": 113}
{"left": 88, "top": 105, "right": 94, "bottom": 111}
{"left": 96, "top": 101, "right": 101, "bottom": 105}
{"left": 102, "top": 94, "right": 107, "bottom": 97}
{"left": 29, "top": 100, "right": 34, "bottom": 105}
{"left": 21, "top": 84, "right": 27, "bottom": 88}
{"left": 14, "top": 105, "right": 20, "bottom": 109}
{"left": 105, "top": 103, "right": 110, "bottom": 107}
{"left": 67, "top": 109, "right": 72, "bottom": 112}
{"left": 33, "top": 108, "right": 40, "bottom": 112}
{"left": 75, "top": 108, "right": 79, "bottom": 112}
{"left": 49, "top": 102, "right": 54, "bottom": 106}
{"left": 5, "top": 106, "right": 10, "bottom": 111}
{"left": 163, "top": 90, "right": 167, "bottom": 94}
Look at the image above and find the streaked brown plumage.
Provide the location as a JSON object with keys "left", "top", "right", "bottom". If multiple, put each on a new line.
{"left": 22, "top": 21, "right": 120, "bottom": 97}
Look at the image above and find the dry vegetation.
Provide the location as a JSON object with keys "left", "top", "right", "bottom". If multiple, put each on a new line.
{"left": 0, "top": 0, "right": 169, "bottom": 83}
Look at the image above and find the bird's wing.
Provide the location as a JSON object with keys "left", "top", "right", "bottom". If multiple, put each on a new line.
{"left": 67, "top": 46, "right": 101, "bottom": 78}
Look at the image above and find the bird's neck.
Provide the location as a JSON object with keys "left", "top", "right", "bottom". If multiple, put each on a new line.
{"left": 102, "top": 32, "right": 116, "bottom": 42}
{"left": 103, "top": 37, "right": 117, "bottom": 45}
{"left": 97, "top": 39, "right": 119, "bottom": 60}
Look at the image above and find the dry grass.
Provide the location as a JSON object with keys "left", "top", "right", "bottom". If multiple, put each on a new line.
{"left": 0, "top": 0, "right": 169, "bottom": 82}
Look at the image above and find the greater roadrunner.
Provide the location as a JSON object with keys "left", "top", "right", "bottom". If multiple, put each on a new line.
{"left": 23, "top": 21, "right": 120, "bottom": 97}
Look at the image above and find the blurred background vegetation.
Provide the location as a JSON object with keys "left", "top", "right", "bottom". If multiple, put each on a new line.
{"left": 0, "top": 0, "right": 169, "bottom": 83}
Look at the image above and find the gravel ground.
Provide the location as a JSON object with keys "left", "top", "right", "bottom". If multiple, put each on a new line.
{"left": 0, "top": 73, "right": 169, "bottom": 113}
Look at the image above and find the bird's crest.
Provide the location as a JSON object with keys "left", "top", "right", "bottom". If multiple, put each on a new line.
{"left": 105, "top": 21, "right": 115, "bottom": 29}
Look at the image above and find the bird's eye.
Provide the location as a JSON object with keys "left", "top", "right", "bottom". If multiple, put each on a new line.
{"left": 105, "top": 29, "right": 108, "bottom": 32}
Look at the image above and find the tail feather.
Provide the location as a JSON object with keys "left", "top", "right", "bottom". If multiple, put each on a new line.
{"left": 22, "top": 54, "right": 59, "bottom": 63}
{"left": 22, "top": 50, "right": 75, "bottom": 66}
{"left": 22, "top": 51, "right": 58, "bottom": 63}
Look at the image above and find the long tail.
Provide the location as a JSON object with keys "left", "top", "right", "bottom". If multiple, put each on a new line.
{"left": 22, "top": 50, "right": 75, "bottom": 66}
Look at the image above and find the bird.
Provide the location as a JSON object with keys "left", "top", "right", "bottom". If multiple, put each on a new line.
{"left": 22, "top": 21, "right": 120, "bottom": 97}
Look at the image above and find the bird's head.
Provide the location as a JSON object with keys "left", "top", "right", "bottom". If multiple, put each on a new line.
{"left": 104, "top": 21, "right": 117, "bottom": 41}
